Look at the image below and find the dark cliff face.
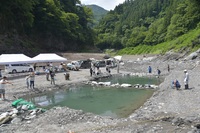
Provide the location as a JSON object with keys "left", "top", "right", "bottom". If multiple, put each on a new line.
{"left": 0, "top": 34, "right": 34, "bottom": 56}
{"left": 0, "top": 32, "right": 98, "bottom": 57}
{"left": 0, "top": 32, "right": 46, "bottom": 57}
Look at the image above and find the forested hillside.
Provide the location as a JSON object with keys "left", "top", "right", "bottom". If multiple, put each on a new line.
{"left": 0, "top": 0, "right": 95, "bottom": 56}
{"left": 1, "top": 0, "right": 200, "bottom": 56}
{"left": 95, "top": 0, "right": 200, "bottom": 54}
{"left": 86, "top": 5, "right": 108, "bottom": 27}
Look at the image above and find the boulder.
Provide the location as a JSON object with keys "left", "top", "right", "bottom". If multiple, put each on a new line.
{"left": 185, "top": 52, "right": 198, "bottom": 60}
{"left": 121, "top": 84, "right": 132, "bottom": 87}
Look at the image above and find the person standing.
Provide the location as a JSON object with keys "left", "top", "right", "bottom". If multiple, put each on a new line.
{"left": 184, "top": 70, "right": 189, "bottom": 89}
{"left": 45, "top": 68, "right": 50, "bottom": 81}
{"left": 50, "top": 70, "right": 56, "bottom": 85}
{"left": 33, "top": 63, "right": 37, "bottom": 71}
{"left": 25, "top": 76, "right": 29, "bottom": 89}
{"left": 91, "top": 62, "right": 95, "bottom": 75}
{"left": 148, "top": 66, "right": 152, "bottom": 74}
{"left": 96, "top": 67, "right": 101, "bottom": 75}
{"left": 0, "top": 76, "right": 13, "bottom": 100}
{"left": 106, "top": 65, "right": 111, "bottom": 74}
{"left": 50, "top": 62, "right": 53, "bottom": 67}
{"left": 167, "top": 64, "right": 170, "bottom": 72}
{"left": 157, "top": 68, "right": 161, "bottom": 78}
{"left": 29, "top": 72, "right": 35, "bottom": 90}
{"left": 90, "top": 67, "right": 93, "bottom": 76}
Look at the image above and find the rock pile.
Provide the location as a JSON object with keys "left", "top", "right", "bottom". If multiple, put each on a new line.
{"left": 0, "top": 99, "right": 45, "bottom": 126}
{"left": 85, "top": 80, "right": 159, "bottom": 89}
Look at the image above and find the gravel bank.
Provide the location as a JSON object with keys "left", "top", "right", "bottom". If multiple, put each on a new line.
{"left": 1, "top": 54, "right": 200, "bottom": 133}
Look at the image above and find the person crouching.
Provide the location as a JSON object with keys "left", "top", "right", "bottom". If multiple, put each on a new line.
{"left": 172, "top": 79, "right": 181, "bottom": 90}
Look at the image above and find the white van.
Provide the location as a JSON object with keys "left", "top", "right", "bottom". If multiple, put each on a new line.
{"left": 5, "top": 64, "right": 34, "bottom": 73}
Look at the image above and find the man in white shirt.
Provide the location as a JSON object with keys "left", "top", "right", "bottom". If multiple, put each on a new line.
{"left": 184, "top": 70, "right": 189, "bottom": 89}
{"left": 0, "top": 76, "right": 13, "bottom": 100}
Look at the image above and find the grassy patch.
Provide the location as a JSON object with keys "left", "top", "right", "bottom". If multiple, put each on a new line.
{"left": 117, "top": 28, "right": 200, "bottom": 55}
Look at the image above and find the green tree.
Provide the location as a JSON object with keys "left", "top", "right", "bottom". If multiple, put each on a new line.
{"left": 127, "top": 26, "right": 147, "bottom": 47}
{"left": 0, "top": 0, "right": 36, "bottom": 33}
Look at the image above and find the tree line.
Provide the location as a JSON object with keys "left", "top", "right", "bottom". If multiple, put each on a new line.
{"left": 0, "top": 0, "right": 95, "bottom": 54}
{"left": 1, "top": 0, "right": 200, "bottom": 55}
{"left": 94, "top": 0, "right": 200, "bottom": 53}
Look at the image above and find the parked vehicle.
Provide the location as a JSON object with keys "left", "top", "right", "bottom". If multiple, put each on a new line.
{"left": 105, "top": 58, "right": 117, "bottom": 68}
{"left": 67, "top": 61, "right": 80, "bottom": 71}
{"left": 79, "top": 60, "right": 91, "bottom": 69}
{"left": 5, "top": 64, "right": 34, "bottom": 73}
{"left": 94, "top": 60, "right": 106, "bottom": 67}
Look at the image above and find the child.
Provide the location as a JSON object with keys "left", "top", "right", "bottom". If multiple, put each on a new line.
{"left": 25, "top": 76, "right": 29, "bottom": 89}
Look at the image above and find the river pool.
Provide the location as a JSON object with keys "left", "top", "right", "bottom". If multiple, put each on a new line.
{"left": 25, "top": 75, "right": 162, "bottom": 118}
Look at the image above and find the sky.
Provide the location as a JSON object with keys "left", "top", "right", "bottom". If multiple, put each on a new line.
{"left": 80, "top": 0, "right": 125, "bottom": 10}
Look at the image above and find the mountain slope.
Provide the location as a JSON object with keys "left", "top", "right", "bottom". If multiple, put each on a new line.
{"left": 94, "top": 0, "right": 200, "bottom": 54}
{"left": 86, "top": 5, "right": 108, "bottom": 26}
{"left": 0, "top": 0, "right": 96, "bottom": 56}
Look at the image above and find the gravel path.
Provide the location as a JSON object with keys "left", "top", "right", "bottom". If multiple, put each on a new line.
{"left": 1, "top": 54, "right": 200, "bottom": 133}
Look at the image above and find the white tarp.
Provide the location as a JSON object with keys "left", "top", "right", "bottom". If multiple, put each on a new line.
{"left": 32, "top": 53, "right": 67, "bottom": 63}
{"left": 0, "top": 54, "right": 34, "bottom": 64}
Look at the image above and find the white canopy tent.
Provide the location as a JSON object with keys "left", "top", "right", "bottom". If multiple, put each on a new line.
{"left": 0, "top": 54, "right": 34, "bottom": 65}
{"left": 32, "top": 53, "right": 67, "bottom": 63}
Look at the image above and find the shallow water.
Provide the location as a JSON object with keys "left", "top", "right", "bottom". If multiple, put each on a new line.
{"left": 99, "top": 75, "right": 161, "bottom": 85}
{"left": 25, "top": 76, "right": 162, "bottom": 118}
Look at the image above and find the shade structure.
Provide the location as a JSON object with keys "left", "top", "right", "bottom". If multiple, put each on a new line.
{"left": 0, "top": 54, "right": 34, "bottom": 64}
{"left": 32, "top": 53, "right": 67, "bottom": 63}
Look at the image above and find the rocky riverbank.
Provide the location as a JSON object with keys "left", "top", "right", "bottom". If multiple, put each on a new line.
{"left": 1, "top": 53, "right": 200, "bottom": 133}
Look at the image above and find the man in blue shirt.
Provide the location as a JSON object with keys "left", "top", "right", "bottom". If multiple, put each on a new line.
{"left": 148, "top": 66, "right": 152, "bottom": 74}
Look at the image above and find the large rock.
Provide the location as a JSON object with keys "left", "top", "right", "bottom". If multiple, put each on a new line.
{"left": 185, "top": 52, "right": 198, "bottom": 60}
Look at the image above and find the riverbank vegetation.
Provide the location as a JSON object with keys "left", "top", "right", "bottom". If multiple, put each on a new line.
{"left": 117, "top": 27, "right": 200, "bottom": 55}
{"left": 95, "top": 0, "right": 200, "bottom": 55}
